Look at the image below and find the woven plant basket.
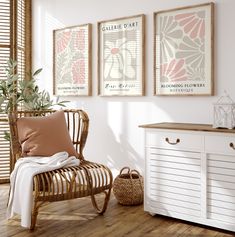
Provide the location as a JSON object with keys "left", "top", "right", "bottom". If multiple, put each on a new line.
{"left": 113, "top": 167, "right": 144, "bottom": 206}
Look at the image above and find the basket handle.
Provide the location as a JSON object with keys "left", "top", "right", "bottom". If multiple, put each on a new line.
{"left": 119, "top": 167, "right": 130, "bottom": 175}
{"left": 130, "top": 169, "right": 141, "bottom": 179}
{"left": 130, "top": 169, "right": 144, "bottom": 202}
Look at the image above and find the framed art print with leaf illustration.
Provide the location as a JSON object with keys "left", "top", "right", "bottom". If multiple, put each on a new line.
{"left": 154, "top": 3, "right": 214, "bottom": 96}
{"left": 53, "top": 24, "right": 91, "bottom": 96}
{"left": 98, "top": 14, "right": 145, "bottom": 96}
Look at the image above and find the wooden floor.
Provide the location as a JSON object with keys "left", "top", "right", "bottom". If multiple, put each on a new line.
{"left": 0, "top": 184, "right": 235, "bottom": 237}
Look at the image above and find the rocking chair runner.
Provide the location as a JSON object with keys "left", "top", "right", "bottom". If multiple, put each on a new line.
{"left": 8, "top": 109, "right": 113, "bottom": 230}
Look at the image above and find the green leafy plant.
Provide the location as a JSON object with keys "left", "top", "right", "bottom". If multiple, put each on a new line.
{"left": 0, "top": 59, "right": 68, "bottom": 113}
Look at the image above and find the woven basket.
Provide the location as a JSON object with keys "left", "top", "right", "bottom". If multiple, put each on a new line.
{"left": 113, "top": 167, "right": 144, "bottom": 206}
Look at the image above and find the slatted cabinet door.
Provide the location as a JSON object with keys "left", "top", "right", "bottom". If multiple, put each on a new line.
{"left": 206, "top": 134, "right": 235, "bottom": 229}
{"left": 144, "top": 129, "right": 204, "bottom": 223}
{"left": 147, "top": 148, "right": 201, "bottom": 218}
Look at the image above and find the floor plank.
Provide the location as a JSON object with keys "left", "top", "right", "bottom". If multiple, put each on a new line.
{"left": 0, "top": 184, "right": 235, "bottom": 237}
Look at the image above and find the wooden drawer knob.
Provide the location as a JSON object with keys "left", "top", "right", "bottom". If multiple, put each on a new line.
{"left": 165, "top": 137, "right": 180, "bottom": 145}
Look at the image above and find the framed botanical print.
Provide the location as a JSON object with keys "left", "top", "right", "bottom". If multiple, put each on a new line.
{"left": 53, "top": 24, "right": 91, "bottom": 96}
{"left": 98, "top": 14, "right": 145, "bottom": 96}
{"left": 154, "top": 3, "right": 214, "bottom": 95}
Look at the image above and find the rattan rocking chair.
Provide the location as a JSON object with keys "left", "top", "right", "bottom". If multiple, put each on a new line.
{"left": 8, "top": 109, "right": 113, "bottom": 230}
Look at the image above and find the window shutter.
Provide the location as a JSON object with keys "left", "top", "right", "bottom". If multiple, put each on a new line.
{"left": 0, "top": 114, "right": 10, "bottom": 183}
{"left": 0, "top": 0, "right": 31, "bottom": 183}
{"left": 17, "top": 0, "right": 25, "bottom": 80}
{"left": 0, "top": 0, "right": 11, "bottom": 183}
{"left": 0, "top": 0, "right": 11, "bottom": 79}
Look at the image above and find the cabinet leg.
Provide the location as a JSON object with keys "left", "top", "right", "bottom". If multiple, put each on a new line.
{"left": 149, "top": 212, "right": 156, "bottom": 216}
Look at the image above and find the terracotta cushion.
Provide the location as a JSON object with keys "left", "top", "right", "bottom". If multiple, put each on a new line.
{"left": 17, "top": 110, "right": 77, "bottom": 157}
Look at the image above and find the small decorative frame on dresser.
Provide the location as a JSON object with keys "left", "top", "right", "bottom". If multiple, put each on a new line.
{"left": 154, "top": 3, "right": 214, "bottom": 96}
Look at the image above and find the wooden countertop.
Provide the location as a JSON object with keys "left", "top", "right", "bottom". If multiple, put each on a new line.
{"left": 139, "top": 122, "right": 235, "bottom": 134}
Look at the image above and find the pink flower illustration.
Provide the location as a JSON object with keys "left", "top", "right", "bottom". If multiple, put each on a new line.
{"left": 74, "top": 29, "right": 85, "bottom": 51}
{"left": 72, "top": 59, "right": 85, "bottom": 84}
{"left": 103, "top": 38, "right": 136, "bottom": 80}
{"left": 56, "top": 31, "right": 71, "bottom": 54}
{"left": 175, "top": 11, "right": 205, "bottom": 39}
{"left": 160, "top": 59, "right": 187, "bottom": 82}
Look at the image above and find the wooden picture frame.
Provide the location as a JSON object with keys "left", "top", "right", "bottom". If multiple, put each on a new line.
{"left": 154, "top": 3, "right": 214, "bottom": 96}
{"left": 53, "top": 24, "right": 92, "bottom": 96}
{"left": 98, "top": 14, "right": 145, "bottom": 96}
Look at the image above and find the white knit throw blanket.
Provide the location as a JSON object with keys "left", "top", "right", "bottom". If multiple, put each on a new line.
{"left": 7, "top": 151, "right": 80, "bottom": 228}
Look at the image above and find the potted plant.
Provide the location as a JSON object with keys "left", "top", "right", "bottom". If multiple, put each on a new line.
{"left": 0, "top": 59, "right": 68, "bottom": 113}
{"left": 0, "top": 59, "right": 68, "bottom": 140}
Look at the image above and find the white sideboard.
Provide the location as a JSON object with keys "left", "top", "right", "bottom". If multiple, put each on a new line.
{"left": 140, "top": 123, "right": 235, "bottom": 232}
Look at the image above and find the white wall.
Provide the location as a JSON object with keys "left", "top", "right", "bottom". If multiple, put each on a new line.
{"left": 32, "top": 0, "right": 235, "bottom": 175}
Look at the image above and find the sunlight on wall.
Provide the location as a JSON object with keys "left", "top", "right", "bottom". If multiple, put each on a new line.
{"left": 106, "top": 101, "right": 172, "bottom": 174}
{"left": 107, "top": 102, "right": 123, "bottom": 142}
{"left": 33, "top": 2, "right": 65, "bottom": 96}
{"left": 106, "top": 101, "right": 172, "bottom": 138}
